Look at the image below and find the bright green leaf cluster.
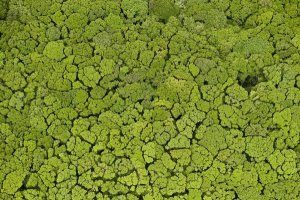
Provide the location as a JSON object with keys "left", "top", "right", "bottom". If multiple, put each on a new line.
{"left": 0, "top": 0, "right": 300, "bottom": 200}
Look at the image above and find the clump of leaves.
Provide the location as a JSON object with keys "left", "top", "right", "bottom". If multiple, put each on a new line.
{"left": 0, "top": 0, "right": 8, "bottom": 20}
{"left": 149, "top": 0, "right": 180, "bottom": 21}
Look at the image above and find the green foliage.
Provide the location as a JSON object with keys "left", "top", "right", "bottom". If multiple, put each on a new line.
{"left": 2, "top": 170, "right": 28, "bottom": 195}
{"left": 0, "top": 0, "right": 299, "bottom": 199}
{"left": 150, "top": 0, "right": 180, "bottom": 21}
{"left": 233, "top": 37, "right": 275, "bottom": 56}
{"left": 246, "top": 136, "right": 274, "bottom": 162}
{"left": 43, "top": 41, "right": 65, "bottom": 61}
{"left": 184, "top": 0, "right": 227, "bottom": 28}
{"left": 121, "top": 0, "right": 148, "bottom": 22}
{"left": 0, "top": 0, "right": 8, "bottom": 20}
{"left": 65, "top": 13, "right": 89, "bottom": 30}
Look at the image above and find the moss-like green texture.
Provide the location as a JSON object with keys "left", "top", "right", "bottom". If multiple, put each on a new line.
{"left": 0, "top": 0, "right": 300, "bottom": 199}
{"left": 0, "top": 0, "right": 8, "bottom": 20}
{"left": 150, "top": 0, "right": 180, "bottom": 21}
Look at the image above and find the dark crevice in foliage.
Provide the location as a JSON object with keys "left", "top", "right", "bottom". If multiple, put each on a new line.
{"left": 237, "top": 70, "right": 266, "bottom": 91}
{"left": 239, "top": 75, "right": 259, "bottom": 88}
{"left": 244, "top": 151, "right": 252, "bottom": 162}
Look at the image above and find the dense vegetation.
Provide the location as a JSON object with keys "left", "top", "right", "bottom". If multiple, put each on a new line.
{"left": 0, "top": 0, "right": 300, "bottom": 199}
